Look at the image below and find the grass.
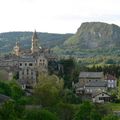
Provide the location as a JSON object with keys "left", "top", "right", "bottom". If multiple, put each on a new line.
{"left": 106, "top": 103, "right": 120, "bottom": 111}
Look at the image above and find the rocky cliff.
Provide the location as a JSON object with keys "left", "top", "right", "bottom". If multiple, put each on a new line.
{"left": 64, "top": 22, "right": 120, "bottom": 49}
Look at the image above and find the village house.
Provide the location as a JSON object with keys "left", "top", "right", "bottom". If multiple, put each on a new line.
{"left": 74, "top": 72, "right": 114, "bottom": 102}
{"left": 105, "top": 74, "right": 117, "bottom": 88}
{"left": 92, "top": 92, "right": 111, "bottom": 103}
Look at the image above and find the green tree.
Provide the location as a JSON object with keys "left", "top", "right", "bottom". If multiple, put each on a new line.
{"left": 62, "top": 89, "right": 81, "bottom": 104}
{"left": 102, "top": 114, "right": 119, "bottom": 120}
{"left": 0, "top": 100, "right": 22, "bottom": 120}
{"left": 34, "top": 73, "right": 64, "bottom": 107}
{"left": 74, "top": 101, "right": 102, "bottom": 120}
{"left": 23, "top": 109, "right": 58, "bottom": 120}
{"left": 57, "top": 102, "right": 75, "bottom": 120}
{"left": 9, "top": 80, "right": 24, "bottom": 100}
{"left": 0, "top": 81, "right": 11, "bottom": 96}
{"left": 60, "top": 58, "right": 76, "bottom": 88}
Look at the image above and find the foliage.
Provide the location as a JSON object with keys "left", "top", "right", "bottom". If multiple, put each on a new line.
{"left": 0, "top": 100, "right": 24, "bottom": 120}
{"left": 34, "top": 73, "right": 64, "bottom": 107}
{"left": 59, "top": 58, "right": 78, "bottom": 88}
{"left": 61, "top": 89, "right": 81, "bottom": 104}
{"left": 0, "top": 32, "right": 73, "bottom": 54}
{"left": 102, "top": 114, "right": 119, "bottom": 120}
{"left": 56, "top": 102, "right": 76, "bottom": 120}
{"left": 9, "top": 80, "right": 25, "bottom": 100}
{"left": 23, "top": 109, "right": 58, "bottom": 120}
{"left": 74, "top": 101, "right": 101, "bottom": 120}
{"left": 0, "top": 81, "right": 11, "bottom": 96}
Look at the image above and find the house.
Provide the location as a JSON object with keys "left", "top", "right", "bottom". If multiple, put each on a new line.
{"left": 74, "top": 72, "right": 111, "bottom": 101}
{"left": 92, "top": 92, "right": 111, "bottom": 103}
{"left": 75, "top": 72, "right": 105, "bottom": 94}
{"left": 85, "top": 81, "right": 107, "bottom": 94}
{"left": 105, "top": 74, "right": 117, "bottom": 88}
{"left": 18, "top": 56, "right": 36, "bottom": 89}
{"left": 79, "top": 72, "right": 104, "bottom": 86}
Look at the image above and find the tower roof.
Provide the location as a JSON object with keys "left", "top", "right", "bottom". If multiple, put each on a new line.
{"left": 32, "top": 30, "right": 38, "bottom": 39}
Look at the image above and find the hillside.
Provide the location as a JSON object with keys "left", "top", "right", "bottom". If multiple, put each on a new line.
{"left": 64, "top": 22, "right": 120, "bottom": 49}
{"left": 0, "top": 32, "right": 73, "bottom": 54}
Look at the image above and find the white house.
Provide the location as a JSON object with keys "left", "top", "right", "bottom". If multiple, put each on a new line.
{"left": 105, "top": 74, "right": 117, "bottom": 88}
{"left": 92, "top": 92, "right": 111, "bottom": 103}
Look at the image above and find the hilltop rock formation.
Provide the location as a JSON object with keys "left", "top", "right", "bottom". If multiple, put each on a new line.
{"left": 64, "top": 22, "right": 120, "bottom": 49}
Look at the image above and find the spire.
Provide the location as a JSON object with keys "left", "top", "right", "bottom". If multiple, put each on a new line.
{"left": 32, "top": 29, "right": 38, "bottom": 39}
{"left": 31, "top": 30, "right": 39, "bottom": 53}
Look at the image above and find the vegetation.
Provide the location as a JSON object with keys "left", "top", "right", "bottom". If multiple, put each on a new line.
{"left": 0, "top": 32, "right": 73, "bottom": 54}
{"left": 0, "top": 58, "right": 119, "bottom": 119}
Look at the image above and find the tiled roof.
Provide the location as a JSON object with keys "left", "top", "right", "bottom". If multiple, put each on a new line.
{"left": 85, "top": 81, "right": 107, "bottom": 87}
{"left": 106, "top": 74, "right": 116, "bottom": 80}
{"left": 0, "top": 94, "right": 11, "bottom": 104}
{"left": 79, "top": 72, "right": 103, "bottom": 78}
{"left": 19, "top": 56, "right": 35, "bottom": 62}
{"left": 92, "top": 92, "right": 111, "bottom": 98}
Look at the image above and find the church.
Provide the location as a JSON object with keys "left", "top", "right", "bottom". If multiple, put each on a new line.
{"left": 0, "top": 30, "right": 57, "bottom": 90}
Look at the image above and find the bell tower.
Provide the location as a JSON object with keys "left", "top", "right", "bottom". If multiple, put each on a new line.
{"left": 31, "top": 30, "right": 39, "bottom": 53}
{"left": 13, "top": 41, "right": 21, "bottom": 56}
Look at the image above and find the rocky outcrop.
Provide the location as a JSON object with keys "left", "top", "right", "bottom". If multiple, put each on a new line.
{"left": 64, "top": 22, "right": 120, "bottom": 49}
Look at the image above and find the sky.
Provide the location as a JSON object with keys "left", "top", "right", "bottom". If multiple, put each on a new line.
{"left": 0, "top": 0, "right": 120, "bottom": 33}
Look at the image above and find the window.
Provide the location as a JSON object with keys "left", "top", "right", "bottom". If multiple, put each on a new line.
{"left": 27, "top": 69, "right": 29, "bottom": 75}
{"left": 25, "top": 63, "right": 27, "bottom": 66}
{"left": 99, "top": 97, "right": 104, "bottom": 100}
{"left": 29, "top": 63, "right": 33, "bottom": 66}
{"left": 20, "top": 63, "right": 22, "bottom": 66}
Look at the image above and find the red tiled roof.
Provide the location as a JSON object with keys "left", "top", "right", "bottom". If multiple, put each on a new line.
{"left": 106, "top": 74, "right": 116, "bottom": 80}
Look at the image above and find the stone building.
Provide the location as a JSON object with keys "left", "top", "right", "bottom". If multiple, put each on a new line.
{"left": 18, "top": 56, "right": 36, "bottom": 89}
{"left": 0, "top": 30, "right": 57, "bottom": 90}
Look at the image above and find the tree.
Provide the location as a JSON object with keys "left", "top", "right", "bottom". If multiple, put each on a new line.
{"left": 62, "top": 89, "right": 81, "bottom": 104}
{"left": 0, "top": 100, "right": 24, "bottom": 120}
{"left": 102, "top": 114, "right": 119, "bottom": 120}
{"left": 0, "top": 81, "right": 11, "bottom": 96}
{"left": 56, "top": 102, "right": 75, "bottom": 120}
{"left": 118, "top": 80, "right": 120, "bottom": 99}
{"left": 60, "top": 58, "right": 76, "bottom": 88}
{"left": 34, "top": 73, "right": 64, "bottom": 107}
{"left": 23, "top": 109, "right": 58, "bottom": 120}
{"left": 74, "top": 101, "right": 101, "bottom": 120}
{"left": 9, "top": 80, "right": 24, "bottom": 100}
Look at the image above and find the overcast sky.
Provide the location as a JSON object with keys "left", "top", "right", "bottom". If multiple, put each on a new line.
{"left": 0, "top": 0, "right": 120, "bottom": 33}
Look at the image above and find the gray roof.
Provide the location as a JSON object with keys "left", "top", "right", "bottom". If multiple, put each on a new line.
{"left": 19, "top": 56, "right": 35, "bottom": 62}
{"left": 79, "top": 72, "right": 103, "bottom": 78}
{"left": 74, "top": 82, "right": 84, "bottom": 88}
{"left": 92, "top": 92, "right": 111, "bottom": 98}
{"left": 85, "top": 81, "right": 107, "bottom": 87}
{"left": 0, "top": 94, "right": 11, "bottom": 104}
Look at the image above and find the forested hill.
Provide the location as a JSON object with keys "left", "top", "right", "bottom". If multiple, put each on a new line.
{"left": 53, "top": 22, "right": 120, "bottom": 57}
{"left": 0, "top": 32, "right": 73, "bottom": 53}
{"left": 64, "top": 22, "right": 120, "bottom": 49}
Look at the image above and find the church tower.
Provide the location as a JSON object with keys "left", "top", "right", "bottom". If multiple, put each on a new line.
{"left": 13, "top": 42, "right": 21, "bottom": 56}
{"left": 31, "top": 30, "right": 39, "bottom": 54}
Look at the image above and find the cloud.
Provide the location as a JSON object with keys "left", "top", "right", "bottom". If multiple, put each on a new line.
{"left": 0, "top": 0, "right": 120, "bottom": 33}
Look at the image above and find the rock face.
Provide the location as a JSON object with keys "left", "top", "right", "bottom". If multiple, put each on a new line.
{"left": 64, "top": 22, "right": 120, "bottom": 49}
